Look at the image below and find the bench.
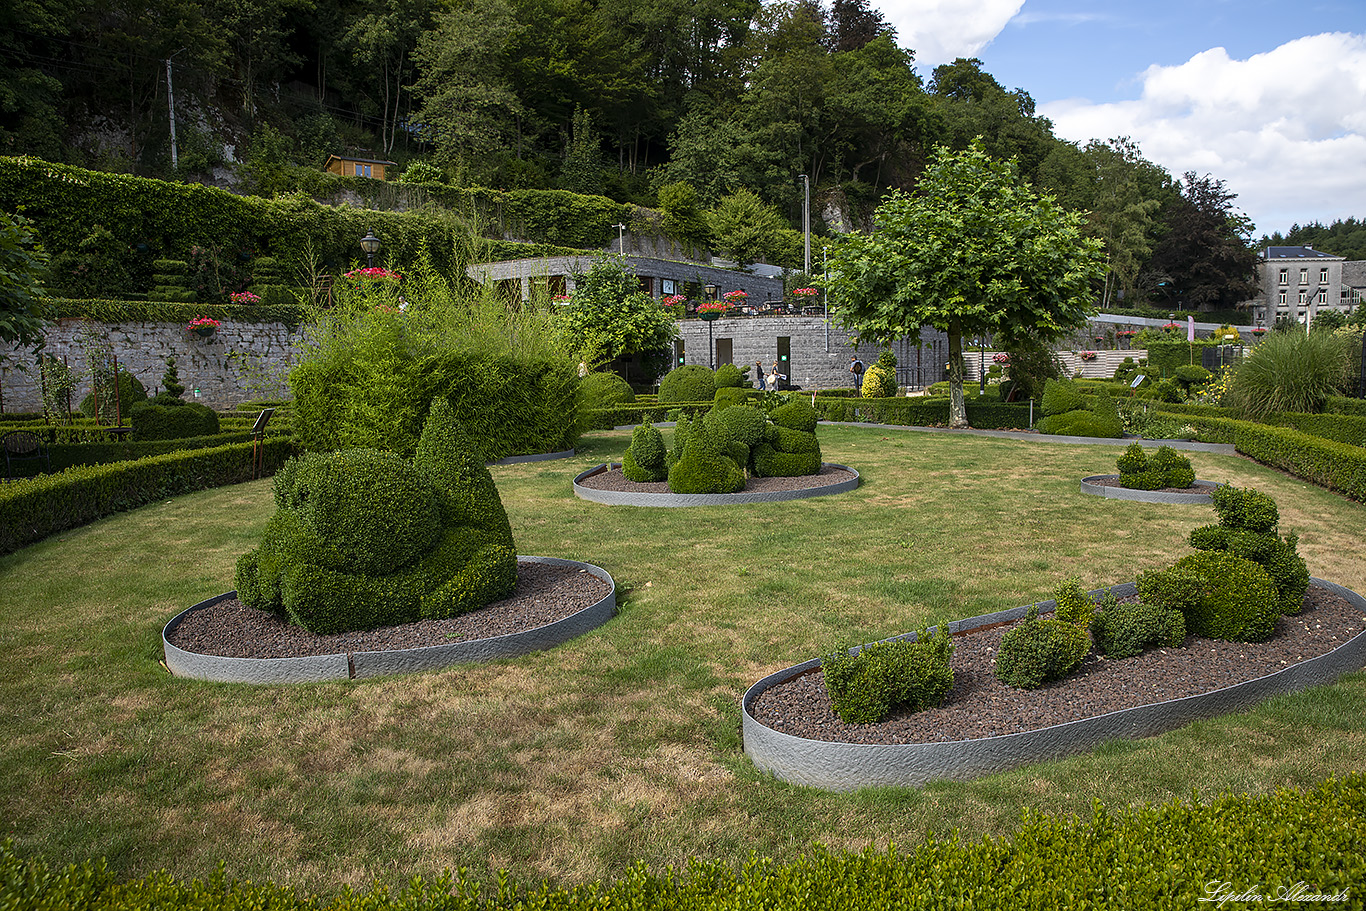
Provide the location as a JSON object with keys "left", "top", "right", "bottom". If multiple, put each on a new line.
{"left": 3, "top": 430, "right": 50, "bottom": 480}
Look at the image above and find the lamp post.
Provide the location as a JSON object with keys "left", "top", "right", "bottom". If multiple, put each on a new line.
{"left": 798, "top": 173, "right": 810, "bottom": 276}
{"left": 614, "top": 222, "right": 626, "bottom": 255}
{"left": 360, "top": 230, "right": 381, "bottom": 268}
{"left": 978, "top": 337, "right": 986, "bottom": 394}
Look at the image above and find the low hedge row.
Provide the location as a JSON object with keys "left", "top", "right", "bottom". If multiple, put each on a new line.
{"left": 1233, "top": 421, "right": 1366, "bottom": 502}
{"left": 39, "top": 298, "right": 309, "bottom": 327}
{"left": 586, "top": 402, "right": 712, "bottom": 430}
{"left": 812, "top": 396, "right": 1034, "bottom": 430}
{"left": 1326, "top": 395, "right": 1366, "bottom": 416}
{"left": 0, "top": 437, "right": 297, "bottom": 555}
{"left": 3, "top": 774, "right": 1362, "bottom": 908}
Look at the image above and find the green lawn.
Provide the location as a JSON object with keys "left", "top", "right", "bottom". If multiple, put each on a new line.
{"left": 2, "top": 425, "right": 1364, "bottom": 894}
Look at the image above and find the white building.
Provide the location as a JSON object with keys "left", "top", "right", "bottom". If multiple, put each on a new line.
{"left": 1253, "top": 246, "right": 1352, "bottom": 328}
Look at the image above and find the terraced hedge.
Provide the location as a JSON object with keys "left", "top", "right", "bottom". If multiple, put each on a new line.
{"left": 3, "top": 774, "right": 1362, "bottom": 909}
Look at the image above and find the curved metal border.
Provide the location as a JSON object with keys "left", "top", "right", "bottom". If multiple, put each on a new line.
{"left": 486, "top": 449, "right": 575, "bottom": 466}
{"left": 742, "top": 578, "right": 1366, "bottom": 792}
{"left": 572, "top": 463, "right": 860, "bottom": 507}
{"left": 163, "top": 556, "right": 616, "bottom": 684}
{"left": 1080, "top": 475, "right": 1220, "bottom": 503}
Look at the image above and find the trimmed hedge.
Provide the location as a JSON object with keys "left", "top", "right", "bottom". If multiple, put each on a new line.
{"left": 40, "top": 297, "right": 308, "bottom": 327}
{"left": 7, "top": 773, "right": 1361, "bottom": 908}
{"left": 1231, "top": 421, "right": 1366, "bottom": 503}
{"left": 586, "top": 402, "right": 711, "bottom": 430}
{"left": 0, "top": 437, "right": 297, "bottom": 555}
{"left": 811, "top": 397, "right": 1033, "bottom": 429}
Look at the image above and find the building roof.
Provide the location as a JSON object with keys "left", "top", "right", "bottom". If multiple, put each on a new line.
{"left": 1263, "top": 246, "right": 1344, "bottom": 260}
{"left": 324, "top": 154, "right": 397, "bottom": 167}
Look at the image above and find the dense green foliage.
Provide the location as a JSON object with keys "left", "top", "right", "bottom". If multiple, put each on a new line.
{"left": 1139, "top": 551, "right": 1280, "bottom": 643}
{"left": 236, "top": 401, "right": 516, "bottom": 634}
{"left": 665, "top": 414, "right": 745, "bottom": 494}
{"left": 1188, "top": 486, "right": 1309, "bottom": 617}
{"left": 289, "top": 259, "right": 579, "bottom": 461}
{"left": 579, "top": 372, "right": 636, "bottom": 410}
{"left": 1228, "top": 328, "right": 1353, "bottom": 417}
{"left": 753, "top": 400, "right": 822, "bottom": 477}
{"left": 1117, "top": 443, "right": 1195, "bottom": 490}
{"left": 76, "top": 368, "right": 147, "bottom": 422}
{"left": 1260, "top": 216, "right": 1366, "bottom": 261}
{"left": 994, "top": 604, "right": 1090, "bottom": 689}
{"left": 557, "top": 257, "right": 677, "bottom": 383}
{"left": 1092, "top": 599, "right": 1186, "bottom": 659}
{"left": 129, "top": 399, "right": 221, "bottom": 441}
{"left": 621, "top": 423, "right": 668, "bottom": 482}
{"left": 0, "top": 212, "right": 49, "bottom": 350}
{"left": 810, "top": 396, "right": 1032, "bottom": 429}
{"left": 1036, "top": 380, "right": 1123, "bottom": 438}
{"left": 658, "top": 365, "right": 717, "bottom": 405}
{"left": 0, "top": 437, "right": 296, "bottom": 555}
{"left": 821, "top": 627, "right": 954, "bottom": 724}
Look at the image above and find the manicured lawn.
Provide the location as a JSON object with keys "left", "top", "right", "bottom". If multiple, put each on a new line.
{"left": 2, "top": 424, "right": 1364, "bottom": 894}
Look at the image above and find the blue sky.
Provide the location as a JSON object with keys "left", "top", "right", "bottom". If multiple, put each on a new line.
{"left": 877, "top": 0, "right": 1366, "bottom": 237}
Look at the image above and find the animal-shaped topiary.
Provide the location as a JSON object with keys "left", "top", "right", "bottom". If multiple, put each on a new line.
{"left": 666, "top": 414, "right": 745, "bottom": 494}
{"left": 753, "top": 399, "right": 821, "bottom": 477}
{"left": 234, "top": 398, "right": 517, "bottom": 634}
{"left": 622, "top": 422, "right": 668, "bottom": 481}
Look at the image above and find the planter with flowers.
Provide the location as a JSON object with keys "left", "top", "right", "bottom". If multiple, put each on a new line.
{"left": 230, "top": 291, "right": 261, "bottom": 305}
{"left": 662, "top": 294, "right": 687, "bottom": 313}
{"left": 992, "top": 352, "right": 1010, "bottom": 366}
{"left": 188, "top": 316, "right": 220, "bottom": 339}
{"left": 1079, "top": 350, "right": 1097, "bottom": 361}
{"left": 698, "top": 300, "right": 727, "bottom": 321}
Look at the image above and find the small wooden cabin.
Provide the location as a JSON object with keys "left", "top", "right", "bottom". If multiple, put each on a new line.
{"left": 324, "top": 155, "right": 396, "bottom": 180}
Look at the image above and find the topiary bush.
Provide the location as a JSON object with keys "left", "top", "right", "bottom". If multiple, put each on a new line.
{"left": 580, "top": 371, "right": 636, "bottom": 410}
{"left": 78, "top": 367, "right": 147, "bottom": 422}
{"left": 753, "top": 399, "right": 821, "bottom": 477}
{"left": 1037, "top": 381, "right": 1123, "bottom": 438}
{"left": 621, "top": 422, "right": 668, "bottom": 482}
{"left": 994, "top": 604, "right": 1091, "bottom": 689}
{"left": 1118, "top": 444, "right": 1195, "bottom": 490}
{"left": 1149, "top": 445, "right": 1195, "bottom": 488}
{"left": 235, "top": 399, "right": 517, "bottom": 634}
{"left": 1040, "top": 378, "right": 1086, "bottom": 416}
{"left": 1138, "top": 551, "right": 1280, "bottom": 642}
{"left": 713, "top": 362, "right": 748, "bottom": 389}
{"left": 1051, "top": 577, "right": 1096, "bottom": 630}
{"left": 821, "top": 626, "right": 953, "bottom": 724}
{"left": 703, "top": 404, "right": 768, "bottom": 473}
{"left": 861, "top": 351, "right": 898, "bottom": 398}
{"left": 129, "top": 399, "right": 220, "bottom": 441}
{"left": 1092, "top": 594, "right": 1186, "bottom": 658}
{"left": 1188, "top": 485, "right": 1309, "bottom": 616}
{"left": 666, "top": 414, "right": 745, "bottom": 494}
{"left": 658, "top": 364, "right": 716, "bottom": 403}
{"left": 1115, "top": 442, "right": 1147, "bottom": 475}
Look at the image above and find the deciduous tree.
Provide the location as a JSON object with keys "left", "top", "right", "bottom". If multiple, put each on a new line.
{"left": 827, "top": 141, "right": 1104, "bottom": 427}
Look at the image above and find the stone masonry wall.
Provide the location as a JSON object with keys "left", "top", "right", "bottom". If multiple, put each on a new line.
{"left": 1, "top": 319, "right": 301, "bottom": 413}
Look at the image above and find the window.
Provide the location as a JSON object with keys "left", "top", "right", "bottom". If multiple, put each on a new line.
{"left": 1318, "top": 289, "right": 1327, "bottom": 304}
{"left": 661, "top": 279, "right": 677, "bottom": 295}
{"left": 1300, "top": 268, "right": 1309, "bottom": 284}
{"left": 1320, "top": 267, "right": 1329, "bottom": 284}
{"left": 1298, "top": 290, "right": 1308, "bottom": 303}
{"left": 1279, "top": 268, "right": 1289, "bottom": 285}
{"left": 1277, "top": 290, "right": 1286, "bottom": 305}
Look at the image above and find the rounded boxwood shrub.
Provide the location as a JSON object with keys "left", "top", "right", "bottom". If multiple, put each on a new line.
{"left": 1210, "top": 485, "right": 1279, "bottom": 534}
{"left": 580, "top": 371, "right": 635, "bottom": 410}
{"left": 1189, "top": 484, "right": 1309, "bottom": 617}
{"left": 235, "top": 399, "right": 517, "bottom": 634}
{"left": 1040, "top": 378, "right": 1086, "bottom": 416}
{"left": 667, "top": 416, "right": 744, "bottom": 494}
{"left": 712, "top": 386, "right": 748, "bottom": 409}
{"left": 78, "top": 368, "right": 148, "bottom": 421}
{"left": 822, "top": 626, "right": 953, "bottom": 724}
{"left": 713, "top": 362, "right": 748, "bottom": 389}
{"left": 658, "top": 365, "right": 716, "bottom": 403}
{"left": 1093, "top": 599, "right": 1186, "bottom": 658}
{"left": 753, "top": 400, "right": 821, "bottom": 477}
{"left": 994, "top": 605, "right": 1091, "bottom": 689}
{"left": 1139, "top": 551, "right": 1280, "bottom": 642}
{"left": 1116, "top": 442, "right": 1148, "bottom": 476}
{"left": 621, "top": 422, "right": 667, "bottom": 482}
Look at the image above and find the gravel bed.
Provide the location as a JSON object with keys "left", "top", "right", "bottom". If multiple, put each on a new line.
{"left": 1086, "top": 475, "right": 1212, "bottom": 494}
{"left": 751, "top": 583, "right": 1366, "bottom": 745}
{"left": 167, "top": 562, "right": 613, "bottom": 659}
{"left": 577, "top": 463, "right": 856, "bottom": 493}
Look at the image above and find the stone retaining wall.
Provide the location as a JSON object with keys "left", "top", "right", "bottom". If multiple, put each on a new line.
{"left": 2, "top": 319, "right": 301, "bottom": 412}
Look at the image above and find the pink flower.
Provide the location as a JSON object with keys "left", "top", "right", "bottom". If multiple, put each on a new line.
{"left": 187, "top": 316, "right": 220, "bottom": 330}
{"left": 792, "top": 287, "right": 818, "bottom": 297}
{"left": 698, "top": 300, "right": 727, "bottom": 312}
{"left": 722, "top": 289, "right": 748, "bottom": 302}
{"left": 229, "top": 291, "right": 261, "bottom": 304}
{"left": 343, "top": 267, "right": 402, "bottom": 281}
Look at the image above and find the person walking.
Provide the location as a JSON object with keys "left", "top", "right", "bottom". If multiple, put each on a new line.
{"left": 769, "top": 361, "right": 781, "bottom": 391}
{"left": 849, "top": 355, "right": 864, "bottom": 395}
{"left": 756, "top": 361, "right": 767, "bottom": 391}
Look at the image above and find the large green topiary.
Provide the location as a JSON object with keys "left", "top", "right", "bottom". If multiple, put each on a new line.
{"left": 658, "top": 364, "right": 716, "bottom": 403}
{"left": 1038, "top": 384, "right": 1122, "bottom": 438}
{"left": 666, "top": 414, "right": 744, "bottom": 493}
{"left": 713, "top": 362, "right": 748, "bottom": 389}
{"left": 1040, "top": 378, "right": 1086, "bottom": 416}
{"left": 580, "top": 371, "right": 636, "bottom": 410}
{"left": 753, "top": 399, "right": 821, "bottom": 476}
{"left": 1188, "top": 485, "right": 1308, "bottom": 616}
{"left": 1092, "top": 598, "right": 1186, "bottom": 658}
{"left": 822, "top": 627, "right": 954, "bottom": 724}
{"left": 622, "top": 422, "right": 668, "bottom": 482}
{"left": 1119, "top": 444, "right": 1194, "bottom": 490}
{"left": 1138, "top": 551, "right": 1280, "bottom": 643}
{"left": 78, "top": 367, "right": 148, "bottom": 422}
{"left": 235, "top": 399, "right": 517, "bottom": 634}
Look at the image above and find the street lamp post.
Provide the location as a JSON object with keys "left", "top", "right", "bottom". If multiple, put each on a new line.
{"left": 360, "top": 230, "right": 381, "bottom": 268}
{"left": 614, "top": 223, "right": 626, "bottom": 255}
{"left": 702, "top": 283, "right": 718, "bottom": 369}
{"left": 798, "top": 174, "right": 810, "bottom": 276}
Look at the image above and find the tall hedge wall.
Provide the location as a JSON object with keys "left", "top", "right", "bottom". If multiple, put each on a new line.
{"left": 0, "top": 157, "right": 591, "bottom": 296}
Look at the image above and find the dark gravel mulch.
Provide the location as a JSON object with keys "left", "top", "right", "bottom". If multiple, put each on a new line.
{"left": 751, "top": 583, "right": 1366, "bottom": 745}
{"left": 577, "top": 463, "right": 856, "bottom": 493}
{"left": 166, "top": 562, "right": 613, "bottom": 659}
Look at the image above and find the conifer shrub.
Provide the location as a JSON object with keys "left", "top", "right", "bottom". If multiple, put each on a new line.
{"left": 822, "top": 626, "right": 953, "bottom": 724}
{"left": 1115, "top": 442, "right": 1147, "bottom": 475}
{"left": 704, "top": 405, "right": 768, "bottom": 473}
{"left": 861, "top": 351, "right": 898, "bottom": 398}
{"left": 1138, "top": 551, "right": 1279, "bottom": 642}
{"left": 994, "top": 605, "right": 1091, "bottom": 689}
{"left": 235, "top": 399, "right": 517, "bottom": 634}
{"left": 1092, "top": 597, "right": 1186, "bottom": 658}
{"left": 621, "top": 423, "right": 667, "bottom": 482}
{"left": 148, "top": 258, "right": 196, "bottom": 303}
{"left": 658, "top": 364, "right": 716, "bottom": 403}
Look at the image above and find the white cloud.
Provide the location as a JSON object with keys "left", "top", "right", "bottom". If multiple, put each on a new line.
{"left": 1041, "top": 32, "right": 1366, "bottom": 234}
{"left": 880, "top": 0, "right": 1024, "bottom": 69}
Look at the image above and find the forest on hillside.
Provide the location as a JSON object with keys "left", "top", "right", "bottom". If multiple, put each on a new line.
{"left": 0, "top": 0, "right": 1283, "bottom": 307}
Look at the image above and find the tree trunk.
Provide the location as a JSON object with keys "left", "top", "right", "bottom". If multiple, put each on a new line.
{"left": 948, "top": 322, "right": 968, "bottom": 428}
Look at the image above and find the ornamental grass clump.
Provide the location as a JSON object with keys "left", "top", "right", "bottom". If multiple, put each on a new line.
{"left": 822, "top": 626, "right": 954, "bottom": 724}
{"left": 235, "top": 398, "right": 517, "bottom": 634}
{"left": 1188, "top": 485, "right": 1309, "bottom": 616}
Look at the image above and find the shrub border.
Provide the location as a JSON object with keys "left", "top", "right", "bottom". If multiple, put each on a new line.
{"left": 161, "top": 556, "right": 616, "bottom": 683}
{"left": 572, "top": 463, "right": 860, "bottom": 507}
{"left": 741, "top": 578, "right": 1366, "bottom": 792}
{"left": 1079, "top": 476, "right": 1221, "bottom": 503}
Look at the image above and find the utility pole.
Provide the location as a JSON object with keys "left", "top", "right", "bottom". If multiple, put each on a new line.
{"left": 166, "top": 49, "right": 185, "bottom": 171}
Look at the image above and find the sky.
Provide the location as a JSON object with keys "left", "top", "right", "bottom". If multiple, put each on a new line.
{"left": 877, "top": 0, "right": 1366, "bottom": 238}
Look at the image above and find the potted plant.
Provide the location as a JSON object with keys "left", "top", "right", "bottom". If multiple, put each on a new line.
{"left": 187, "top": 316, "right": 220, "bottom": 338}
{"left": 698, "top": 300, "right": 727, "bottom": 321}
